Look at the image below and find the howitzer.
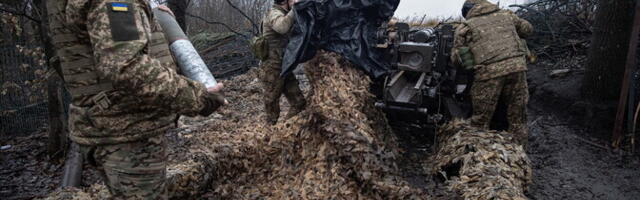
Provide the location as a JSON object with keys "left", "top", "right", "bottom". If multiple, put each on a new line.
{"left": 61, "top": 1, "right": 218, "bottom": 188}
{"left": 373, "top": 22, "right": 473, "bottom": 123}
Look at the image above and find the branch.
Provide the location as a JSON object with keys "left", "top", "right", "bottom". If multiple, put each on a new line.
{"left": 29, "top": 0, "right": 42, "bottom": 20}
{"left": 509, "top": 4, "right": 557, "bottom": 41}
{"left": 185, "top": 12, "right": 248, "bottom": 39}
{"left": 0, "top": 6, "right": 41, "bottom": 23}
{"left": 225, "top": 0, "right": 259, "bottom": 36}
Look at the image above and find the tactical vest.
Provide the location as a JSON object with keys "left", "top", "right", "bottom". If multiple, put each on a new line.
{"left": 150, "top": 28, "right": 176, "bottom": 71}
{"left": 48, "top": 0, "right": 175, "bottom": 108}
{"left": 262, "top": 7, "right": 290, "bottom": 55}
{"left": 465, "top": 11, "right": 526, "bottom": 65}
{"left": 141, "top": 0, "right": 177, "bottom": 72}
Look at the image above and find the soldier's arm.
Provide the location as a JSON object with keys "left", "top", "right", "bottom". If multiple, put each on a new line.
{"left": 451, "top": 24, "right": 470, "bottom": 65}
{"left": 270, "top": 10, "right": 295, "bottom": 34}
{"left": 512, "top": 14, "right": 533, "bottom": 38}
{"left": 86, "top": 0, "right": 220, "bottom": 116}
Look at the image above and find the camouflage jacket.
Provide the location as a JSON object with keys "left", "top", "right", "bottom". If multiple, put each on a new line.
{"left": 48, "top": 0, "right": 212, "bottom": 145}
{"left": 452, "top": 0, "right": 533, "bottom": 81}
{"left": 262, "top": 5, "right": 294, "bottom": 64}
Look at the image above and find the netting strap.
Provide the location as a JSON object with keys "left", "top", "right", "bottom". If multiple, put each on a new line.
{"left": 52, "top": 33, "right": 78, "bottom": 44}
{"left": 149, "top": 31, "right": 175, "bottom": 68}
{"left": 64, "top": 72, "right": 99, "bottom": 82}
{"left": 150, "top": 32, "right": 167, "bottom": 45}
{"left": 61, "top": 58, "right": 93, "bottom": 73}
{"left": 157, "top": 56, "right": 174, "bottom": 64}
{"left": 68, "top": 83, "right": 114, "bottom": 98}
{"left": 150, "top": 41, "right": 171, "bottom": 55}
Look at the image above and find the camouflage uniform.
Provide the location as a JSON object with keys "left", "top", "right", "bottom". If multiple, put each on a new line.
{"left": 260, "top": 5, "right": 306, "bottom": 125}
{"left": 452, "top": 0, "right": 533, "bottom": 146}
{"left": 47, "top": 0, "right": 223, "bottom": 199}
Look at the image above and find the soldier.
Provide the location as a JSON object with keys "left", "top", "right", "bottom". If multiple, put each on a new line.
{"left": 452, "top": 0, "right": 533, "bottom": 146}
{"left": 260, "top": 0, "right": 307, "bottom": 125}
{"left": 46, "top": 0, "right": 226, "bottom": 199}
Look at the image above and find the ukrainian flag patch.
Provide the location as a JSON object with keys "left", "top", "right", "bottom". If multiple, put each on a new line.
{"left": 111, "top": 2, "right": 129, "bottom": 12}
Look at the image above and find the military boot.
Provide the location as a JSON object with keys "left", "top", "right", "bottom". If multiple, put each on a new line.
{"left": 284, "top": 99, "right": 306, "bottom": 119}
{"left": 264, "top": 110, "right": 280, "bottom": 125}
{"left": 284, "top": 106, "right": 303, "bottom": 119}
{"left": 265, "top": 117, "right": 278, "bottom": 126}
{"left": 264, "top": 101, "right": 281, "bottom": 126}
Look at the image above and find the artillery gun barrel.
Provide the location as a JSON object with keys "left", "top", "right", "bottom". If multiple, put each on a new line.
{"left": 150, "top": 1, "right": 218, "bottom": 88}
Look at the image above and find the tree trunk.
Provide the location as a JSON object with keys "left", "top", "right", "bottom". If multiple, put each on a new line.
{"left": 167, "top": 0, "right": 189, "bottom": 33}
{"left": 36, "top": 0, "right": 67, "bottom": 160}
{"left": 582, "top": 0, "right": 636, "bottom": 101}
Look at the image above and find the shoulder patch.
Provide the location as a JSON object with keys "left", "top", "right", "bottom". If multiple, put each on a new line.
{"left": 111, "top": 2, "right": 129, "bottom": 12}
{"left": 107, "top": 2, "right": 139, "bottom": 41}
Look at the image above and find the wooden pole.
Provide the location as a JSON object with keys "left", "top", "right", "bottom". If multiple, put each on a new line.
{"left": 612, "top": 0, "right": 640, "bottom": 148}
{"left": 36, "top": 0, "right": 67, "bottom": 160}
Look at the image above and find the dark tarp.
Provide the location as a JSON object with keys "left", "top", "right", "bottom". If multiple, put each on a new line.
{"left": 281, "top": 0, "right": 400, "bottom": 79}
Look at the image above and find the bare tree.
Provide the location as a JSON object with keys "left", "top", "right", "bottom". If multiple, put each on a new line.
{"left": 188, "top": 0, "right": 269, "bottom": 35}
{"left": 512, "top": 0, "right": 598, "bottom": 58}
{"left": 0, "top": 0, "right": 41, "bottom": 23}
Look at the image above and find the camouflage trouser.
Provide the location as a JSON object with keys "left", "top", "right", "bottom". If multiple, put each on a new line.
{"left": 83, "top": 135, "right": 167, "bottom": 200}
{"left": 470, "top": 72, "right": 529, "bottom": 146}
{"left": 260, "top": 60, "right": 306, "bottom": 125}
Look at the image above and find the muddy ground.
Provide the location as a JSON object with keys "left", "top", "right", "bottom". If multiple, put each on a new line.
{"left": 524, "top": 57, "right": 640, "bottom": 200}
{"left": 2, "top": 56, "right": 640, "bottom": 199}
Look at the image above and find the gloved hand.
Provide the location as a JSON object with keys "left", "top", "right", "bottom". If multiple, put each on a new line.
{"left": 199, "top": 84, "right": 228, "bottom": 116}
{"left": 458, "top": 47, "right": 475, "bottom": 70}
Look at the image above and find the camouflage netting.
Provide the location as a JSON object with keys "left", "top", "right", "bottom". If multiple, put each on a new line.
{"left": 43, "top": 153, "right": 216, "bottom": 200}
{"left": 166, "top": 151, "right": 216, "bottom": 198}
{"left": 432, "top": 120, "right": 532, "bottom": 200}
{"left": 190, "top": 51, "right": 425, "bottom": 199}
{"left": 44, "top": 184, "right": 111, "bottom": 200}
{"left": 46, "top": 52, "right": 426, "bottom": 199}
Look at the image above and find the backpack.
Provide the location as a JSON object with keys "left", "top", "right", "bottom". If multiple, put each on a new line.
{"left": 250, "top": 22, "right": 269, "bottom": 61}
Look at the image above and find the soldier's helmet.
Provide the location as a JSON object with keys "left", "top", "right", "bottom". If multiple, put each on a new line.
{"left": 462, "top": 1, "right": 475, "bottom": 18}
{"left": 462, "top": 0, "right": 494, "bottom": 18}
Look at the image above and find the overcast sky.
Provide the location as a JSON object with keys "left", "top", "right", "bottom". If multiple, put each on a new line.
{"left": 394, "top": 0, "right": 526, "bottom": 19}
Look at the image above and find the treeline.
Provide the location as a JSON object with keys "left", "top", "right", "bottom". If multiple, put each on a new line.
{"left": 513, "top": 0, "right": 598, "bottom": 57}
{"left": 186, "top": 0, "right": 270, "bottom": 36}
